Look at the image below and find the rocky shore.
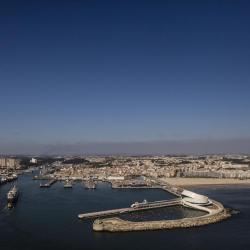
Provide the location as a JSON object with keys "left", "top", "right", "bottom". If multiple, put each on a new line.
{"left": 93, "top": 208, "right": 231, "bottom": 232}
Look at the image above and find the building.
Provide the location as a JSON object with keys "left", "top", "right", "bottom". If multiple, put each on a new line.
{"left": 0, "top": 158, "right": 21, "bottom": 169}
{"left": 30, "top": 158, "right": 38, "bottom": 164}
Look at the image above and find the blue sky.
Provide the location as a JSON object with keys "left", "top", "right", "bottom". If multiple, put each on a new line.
{"left": 0, "top": 1, "right": 250, "bottom": 154}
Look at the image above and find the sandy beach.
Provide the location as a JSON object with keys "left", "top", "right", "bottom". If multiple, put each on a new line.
{"left": 162, "top": 177, "right": 250, "bottom": 188}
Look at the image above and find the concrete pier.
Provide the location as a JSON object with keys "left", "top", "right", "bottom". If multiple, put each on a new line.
{"left": 40, "top": 179, "right": 56, "bottom": 188}
{"left": 78, "top": 198, "right": 181, "bottom": 219}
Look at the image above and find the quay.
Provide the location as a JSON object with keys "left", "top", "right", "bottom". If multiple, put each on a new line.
{"left": 40, "top": 179, "right": 56, "bottom": 188}
{"left": 78, "top": 198, "right": 181, "bottom": 219}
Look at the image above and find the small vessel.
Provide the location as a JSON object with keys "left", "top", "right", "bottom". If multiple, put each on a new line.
{"left": 0, "top": 177, "right": 7, "bottom": 185}
{"left": 6, "top": 174, "right": 18, "bottom": 182}
{"left": 7, "top": 185, "right": 19, "bottom": 203}
{"left": 64, "top": 180, "right": 73, "bottom": 188}
{"left": 131, "top": 199, "right": 148, "bottom": 208}
{"left": 84, "top": 180, "right": 96, "bottom": 189}
{"left": 40, "top": 182, "right": 50, "bottom": 188}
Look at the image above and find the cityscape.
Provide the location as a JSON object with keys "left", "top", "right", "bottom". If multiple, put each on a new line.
{"left": 2, "top": 155, "right": 250, "bottom": 186}
{"left": 1, "top": 0, "right": 250, "bottom": 249}
{"left": 0, "top": 154, "right": 249, "bottom": 232}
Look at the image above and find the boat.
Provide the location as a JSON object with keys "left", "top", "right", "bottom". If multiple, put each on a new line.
{"left": 6, "top": 174, "right": 18, "bottom": 182}
{"left": 7, "top": 185, "right": 19, "bottom": 203}
{"left": 131, "top": 199, "right": 148, "bottom": 208}
{"left": 64, "top": 180, "right": 73, "bottom": 188}
{"left": 84, "top": 180, "right": 96, "bottom": 189}
{"left": 0, "top": 177, "right": 7, "bottom": 185}
{"left": 40, "top": 183, "right": 50, "bottom": 188}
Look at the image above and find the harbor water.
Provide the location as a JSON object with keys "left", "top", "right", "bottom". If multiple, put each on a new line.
{"left": 0, "top": 172, "right": 250, "bottom": 250}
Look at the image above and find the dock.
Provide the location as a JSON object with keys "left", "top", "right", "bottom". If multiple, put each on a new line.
{"left": 78, "top": 198, "right": 181, "bottom": 219}
{"left": 40, "top": 179, "right": 56, "bottom": 188}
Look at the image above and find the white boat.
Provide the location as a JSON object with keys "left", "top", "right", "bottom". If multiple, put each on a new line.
{"left": 131, "top": 199, "right": 148, "bottom": 208}
{"left": 64, "top": 180, "right": 73, "bottom": 188}
{"left": 7, "top": 185, "right": 19, "bottom": 203}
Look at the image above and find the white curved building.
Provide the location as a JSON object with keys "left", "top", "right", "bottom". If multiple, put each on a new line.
{"left": 181, "top": 189, "right": 210, "bottom": 205}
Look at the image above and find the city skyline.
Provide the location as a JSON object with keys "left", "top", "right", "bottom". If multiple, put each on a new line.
{"left": 1, "top": 1, "right": 250, "bottom": 154}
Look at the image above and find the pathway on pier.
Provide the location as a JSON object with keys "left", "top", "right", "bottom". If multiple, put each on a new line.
{"left": 40, "top": 179, "right": 56, "bottom": 188}
{"left": 78, "top": 198, "right": 181, "bottom": 220}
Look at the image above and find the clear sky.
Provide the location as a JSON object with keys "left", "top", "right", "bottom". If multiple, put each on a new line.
{"left": 0, "top": 1, "right": 250, "bottom": 154}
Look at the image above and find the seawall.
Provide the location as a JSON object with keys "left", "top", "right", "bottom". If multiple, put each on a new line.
{"left": 93, "top": 208, "right": 231, "bottom": 232}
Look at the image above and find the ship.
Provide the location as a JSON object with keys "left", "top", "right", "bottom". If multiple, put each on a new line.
{"left": 7, "top": 185, "right": 19, "bottom": 203}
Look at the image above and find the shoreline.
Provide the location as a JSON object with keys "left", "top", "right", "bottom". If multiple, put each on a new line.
{"left": 161, "top": 177, "right": 250, "bottom": 188}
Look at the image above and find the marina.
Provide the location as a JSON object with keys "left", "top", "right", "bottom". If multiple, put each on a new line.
{"left": 0, "top": 172, "right": 249, "bottom": 250}
{"left": 78, "top": 182, "right": 229, "bottom": 232}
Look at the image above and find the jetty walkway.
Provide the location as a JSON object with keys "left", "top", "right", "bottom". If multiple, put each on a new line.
{"left": 78, "top": 198, "right": 181, "bottom": 219}
{"left": 40, "top": 179, "right": 56, "bottom": 188}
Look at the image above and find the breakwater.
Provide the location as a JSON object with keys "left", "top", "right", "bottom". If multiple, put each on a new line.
{"left": 93, "top": 208, "right": 231, "bottom": 232}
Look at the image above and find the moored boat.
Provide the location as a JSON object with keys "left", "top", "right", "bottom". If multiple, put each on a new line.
{"left": 64, "top": 180, "right": 73, "bottom": 188}
{"left": 7, "top": 185, "right": 19, "bottom": 203}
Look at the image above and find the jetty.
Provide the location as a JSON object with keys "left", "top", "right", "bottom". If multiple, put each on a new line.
{"left": 78, "top": 198, "right": 181, "bottom": 219}
{"left": 78, "top": 179, "right": 231, "bottom": 232}
{"left": 40, "top": 179, "right": 56, "bottom": 188}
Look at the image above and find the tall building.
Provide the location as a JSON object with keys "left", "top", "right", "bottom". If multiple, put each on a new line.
{"left": 0, "top": 158, "right": 21, "bottom": 169}
{"left": 30, "top": 158, "right": 38, "bottom": 164}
